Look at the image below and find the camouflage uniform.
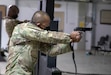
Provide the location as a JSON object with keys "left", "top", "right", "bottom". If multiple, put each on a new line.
{"left": 5, "top": 18, "right": 20, "bottom": 46}
{"left": 5, "top": 18, "right": 20, "bottom": 38}
{"left": 5, "top": 22, "right": 72, "bottom": 75}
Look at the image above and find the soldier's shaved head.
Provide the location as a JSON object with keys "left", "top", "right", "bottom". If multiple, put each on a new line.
{"left": 31, "top": 11, "right": 50, "bottom": 24}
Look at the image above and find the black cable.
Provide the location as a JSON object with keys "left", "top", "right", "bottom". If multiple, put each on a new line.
{"left": 69, "top": 31, "right": 83, "bottom": 75}
{"left": 60, "top": 32, "right": 83, "bottom": 75}
{"left": 70, "top": 42, "right": 77, "bottom": 75}
{"left": 60, "top": 42, "right": 78, "bottom": 75}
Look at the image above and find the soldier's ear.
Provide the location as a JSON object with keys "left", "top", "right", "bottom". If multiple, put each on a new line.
{"left": 36, "top": 22, "right": 41, "bottom": 26}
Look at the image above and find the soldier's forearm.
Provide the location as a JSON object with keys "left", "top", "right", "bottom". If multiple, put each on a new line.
{"left": 48, "top": 44, "right": 72, "bottom": 57}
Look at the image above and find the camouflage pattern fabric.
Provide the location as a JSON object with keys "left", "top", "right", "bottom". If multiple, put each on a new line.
{"left": 5, "top": 18, "right": 20, "bottom": 38}
{"left": 5, "top": 22, "right": 72, "bottom": 75}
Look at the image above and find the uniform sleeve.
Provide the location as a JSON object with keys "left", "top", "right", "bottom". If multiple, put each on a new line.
{"left": 19, "top": 24, "right": 72, "bottom": 44}
{"left": 5, "top": 19, "right": 20, "bottom": 37}
{"left": 40, "top": 43, "right": 72, "bottom": 57}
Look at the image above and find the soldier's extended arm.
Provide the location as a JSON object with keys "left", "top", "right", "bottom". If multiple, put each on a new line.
{"left": 47, "top": 44, "right": 72, "bottom": 57}
{"left": 19, "top": 23, "right": 72, "bottom": 44}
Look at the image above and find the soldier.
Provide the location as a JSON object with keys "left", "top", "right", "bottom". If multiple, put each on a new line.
{"left": 5, "top": 5, "right": 21, "bottom": 38}
{"left": 5, "top": 5, "right": 28, "bottom": 45}
{"left": 5, "top": 11, "right": 81, "bottom": 75}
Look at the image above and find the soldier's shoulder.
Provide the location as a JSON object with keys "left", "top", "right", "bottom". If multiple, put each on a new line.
{"left": 5, "top": 18, "right": 13, "bottom": 22}
{"left": 16, "top": 22, "right": 34, "bottom": 28}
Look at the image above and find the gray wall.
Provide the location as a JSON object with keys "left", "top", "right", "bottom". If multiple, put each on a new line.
{"left": 95, "top": 3, "right": 111, "bottom": 45}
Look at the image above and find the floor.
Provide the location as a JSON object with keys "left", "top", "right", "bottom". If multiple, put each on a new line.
{"left": 57, "top": 50, "right": 111, "bottom": 75}
{"left": 0, "top": 50, "right": 111, "bottom": 75}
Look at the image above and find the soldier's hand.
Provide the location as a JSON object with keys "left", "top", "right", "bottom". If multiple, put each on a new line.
{"left": 70, "top": 31, "right": 82, "bottom": 42}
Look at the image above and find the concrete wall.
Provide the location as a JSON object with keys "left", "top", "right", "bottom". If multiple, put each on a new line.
{"left": 17, "top": 0, "right": 40, "bottom": 21}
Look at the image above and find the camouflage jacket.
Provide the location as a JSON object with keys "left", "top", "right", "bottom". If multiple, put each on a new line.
{"left": 5, "top": 22, "right": 72, "bottom": 75}
{"left": 5, "top": 18, "right": 20, "bottom": 38}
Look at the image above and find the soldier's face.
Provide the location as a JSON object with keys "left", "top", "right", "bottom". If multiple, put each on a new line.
{"left": 39, "top": 21, "right": 50, "bottom": 29}
{"left": 39, "top": 16, "right": 50, "bottom": 29}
